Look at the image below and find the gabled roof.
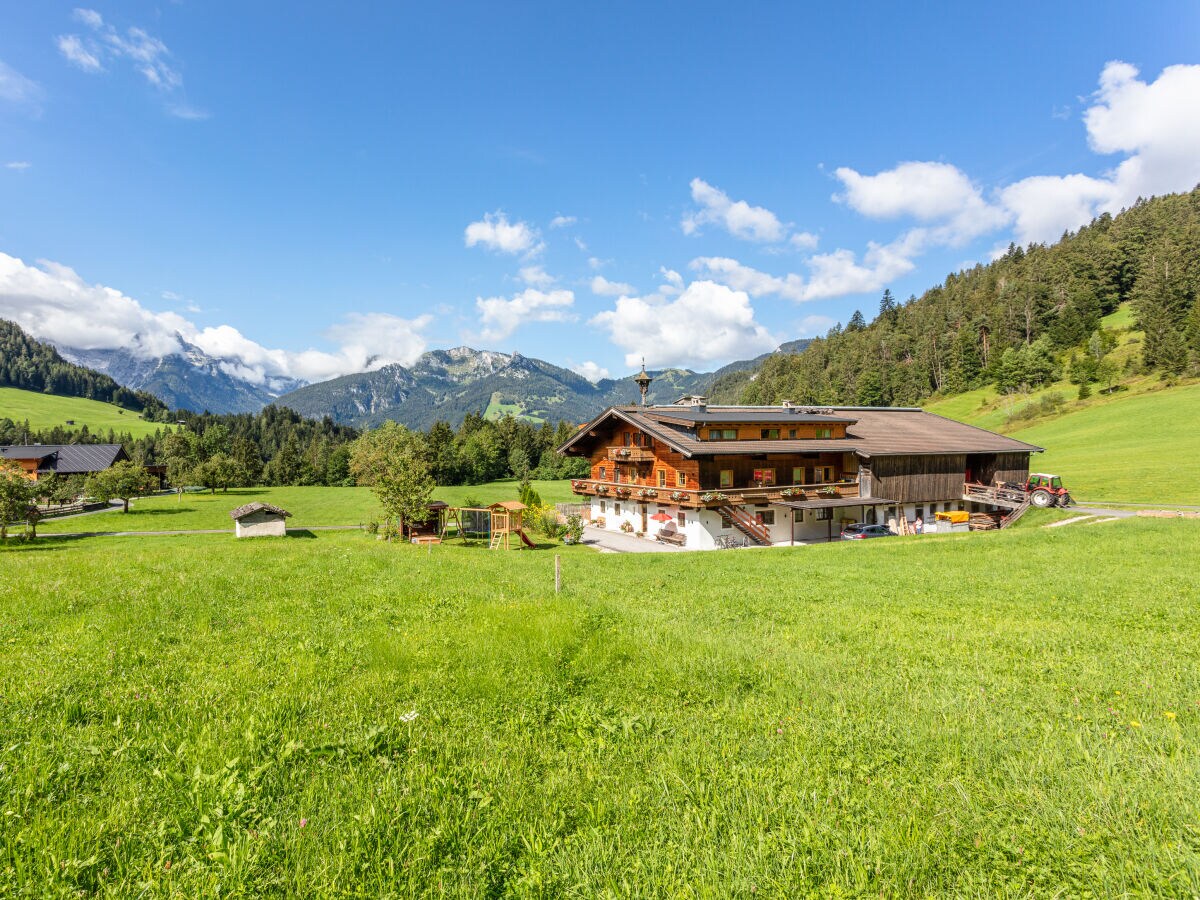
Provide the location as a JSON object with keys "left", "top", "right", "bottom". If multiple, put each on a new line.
{"left": 230, "top": 502, "right": 292, "bottom": 520}
{"left": 0, "top": 444, "right": 127, "bottom": 473}
{"left": 558, "top": 405, "right": 1042, "bottom": 459}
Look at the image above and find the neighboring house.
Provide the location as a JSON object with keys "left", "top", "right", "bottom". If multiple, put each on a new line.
{"left": 0, "top": 444, "right": 128, "bottom": 481}
{"left": 557, "top": 393, "right": 1042, "bottom": 549}
{"left": 230, "top": 502, "right": 291, "bottom": 538}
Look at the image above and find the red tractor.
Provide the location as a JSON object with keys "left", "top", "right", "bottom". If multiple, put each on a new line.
{"left": 999, "top": 473, "right": 1073, "bottom": 508}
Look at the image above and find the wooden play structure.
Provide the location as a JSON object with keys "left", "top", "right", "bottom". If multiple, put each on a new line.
{"left": 426, "top": 500, "right": 536, "bottom": 550}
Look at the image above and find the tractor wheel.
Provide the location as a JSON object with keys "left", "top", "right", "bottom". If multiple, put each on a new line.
{"left": 1058, "top": 493, "right": 1073, "bottom": 508}
{"left": 1030, "top": 489, "right": 1053, "bottom": 508}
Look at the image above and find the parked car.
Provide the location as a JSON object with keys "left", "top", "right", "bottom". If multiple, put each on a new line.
{"left": 840, "top": 523, "right": 896, "bottom": 540}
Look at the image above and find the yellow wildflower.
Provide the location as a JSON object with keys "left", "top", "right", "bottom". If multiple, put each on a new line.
{"left": 1129, "top": 720, "right": 1141, "bottom": 728}
{"left": 1164, "top": 711, "right": 1177, "bottom": 720}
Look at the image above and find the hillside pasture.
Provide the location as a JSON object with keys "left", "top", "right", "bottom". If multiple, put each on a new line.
{"left": 1, "top": 520, "right": 1197, "bottom": 895}
{"left": 0, "top": 386, "right": 170, "bottom": 439}
{"left": 37, "top": 479, "right": 576, "bottom": 533}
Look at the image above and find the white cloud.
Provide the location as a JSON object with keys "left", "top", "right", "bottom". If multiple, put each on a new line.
{"left": 658, "top": 267, "right": 683, "bottom": 295}
{"left": 0, "top": 251, "right": 429, "bottom": 386}
{"left": 56, "top": 9, "right": 205, "bottom": 118}
{"left": 590, "top": 275, "right": 635, "bottom": 296}
{"left": 571, "top": 361, "right": 610, "bottom": 382}
{"left": 681, "top": 178, "right": 787, "bottom": 242}
{"left": 56, "top": 35, "right": 103, "bottom": 72}
{"left": 464, "top": 211, "right": 542, "bottom": 256}
{"left": 833, "top": 160, "right": 1007, "bottom": 245}
{"left": 0, "top": 60, "right": 42, "bottom": 107}
{"left": 587, "top": 256, "right": 608, "bottom": 270}
{"left": 474, "top": 288, "right": 574, "bottom": 342}
{"left": 590, "top": 280, "right": 776, "bottom": 369}
{"left": 789, "top": 231, "right": 819, "bottom": 250}
{"left": 5, "top": 161, "right": 31, "bottom": 171}
{"left": 573, "top": 236, "right": 588, "bottom": 252}
{"left": 998, "top": 61, "right": 1200, "bottom": 244}
{"left": 518, "top": 265, "right": 554, "bottom": 287}
{"left": 692, "top": 238, "right": 917, "bottom": 304}
{"left": 691, "top": 257, "right": 807, "bottom": 302}
{"left": 549, "top": 215, "right": 576, "bottom": 229}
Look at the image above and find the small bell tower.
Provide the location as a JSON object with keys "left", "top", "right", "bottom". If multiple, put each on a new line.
{"left": 633, "top": 359, "right": 653, "bottom": 406}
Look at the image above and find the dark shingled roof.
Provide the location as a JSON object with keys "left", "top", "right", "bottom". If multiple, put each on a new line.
{"left": 229, "top": 502, "right": 292, "bottom": 520}
{"left": 0, "top": 444, "right": 128, "bottom": 473}
{"left": 559, "top": 405, "right": 1042, "bottom": 459}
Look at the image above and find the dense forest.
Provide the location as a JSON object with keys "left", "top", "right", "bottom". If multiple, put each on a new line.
{"left": 0, "top": 406, "right": 587, "bottom": 488}
{"left": 715, "top": 187, "right": 1200, "bottom": 406}
{"left": 0, "top": 319, "right": 168, "bottom": 415}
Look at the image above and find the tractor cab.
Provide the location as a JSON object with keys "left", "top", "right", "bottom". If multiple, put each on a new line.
{"left": 1024, "top": 473, "right": 1072, "bottom": 508}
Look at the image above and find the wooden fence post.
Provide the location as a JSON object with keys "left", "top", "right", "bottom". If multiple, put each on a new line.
{"left": 554, "top": 554, "right": 561, "bottom": 595}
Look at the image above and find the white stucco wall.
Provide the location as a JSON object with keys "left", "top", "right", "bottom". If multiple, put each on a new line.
{"left": 234, "top": 510, "right": 288, "bottom": 538}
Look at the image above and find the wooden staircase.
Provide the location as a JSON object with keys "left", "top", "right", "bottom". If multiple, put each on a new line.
{"left": 720, "top": 506, "right": 772, "bottom": 546}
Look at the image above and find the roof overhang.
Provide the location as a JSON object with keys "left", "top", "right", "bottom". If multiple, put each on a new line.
{"left": 776, "top": 497, "right": 896, "bottom": 510}
{"left": 556, "top": 407, "right": 694, "bottom": 457}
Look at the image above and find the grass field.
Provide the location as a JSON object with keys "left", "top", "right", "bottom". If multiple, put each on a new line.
{"left": 0, "top": 387, "right": 170, "bottom": 439}
{"left": 37, "top": 479, "right": 577, "bottom": 533}
{"left": 1, "top": 519, "right": 1198, "bottom": 895}
{"left": 1008, "top": 382, "right": 1200, "bottom": 505}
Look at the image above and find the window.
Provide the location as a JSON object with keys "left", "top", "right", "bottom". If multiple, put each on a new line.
{"left": 816, "top": 507, "right": 832, "bottom": 521}
{"left": 615, "top": 503, "right": 622, "bottom": 515}
{"left": 815, "top": 428, "right": 833, "bottom": 439}
{"left": 794, "top": 509, "right": 804, "bottom": 523}
{"left": 657, "top": 469, "right": 666, "bottom": 487}
{"left": 600, "top": 500, "right": 606, "bottom": 513}
{"left": 719, "top": 469, "right": 733, "bottom": 488}
{"left": 677, "top": 512, "right": 686, "bottom": 526}
{"left": 788, "top": 429, "right": 797, "bottom": 439}
{"left": 813, "top": 465, "right": 834, "bottom": 483}
{"left": 708, "top": 428, "right": 737, "bottom": 441}
{"left": 623, "top": 432, "right": 631, "bottom": 446}
{"left": 677, "top": 472, "right": 686, "bottom": 487}
{"left": 599, "top": 466, "right": 607, "bottom": 480}
{"left": 720, "top": 510, "right": 733, "bottom": 528}
{"left": 760, "top": 428, "right": 780, "bottom": 439}
{"left": 645, "top": 436, "right": 653, "bottom": 448}
{"left": 633, "top": 432, "right": 642, "bottom": 447}
{"left": 758, "top": 510, "right": 776, "bottom": 526}
{"left": 752, "top": 468, "right": 776, "bottom": 486}
{"left": 792, "top": 467, "right": 805, "bottom": 485}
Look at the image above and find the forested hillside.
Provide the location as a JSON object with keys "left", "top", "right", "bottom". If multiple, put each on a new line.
{"left": 0, "top": 319, "right": 168, "bottom": 415}
{"left": 736, "top": 187, "right": 1200, "bottom": 406}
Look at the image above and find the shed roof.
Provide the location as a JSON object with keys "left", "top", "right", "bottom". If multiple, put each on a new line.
{"left": 489, "top": 500, "right": 527, "bottom": 510}
{"left": 229, "top": 502, "right": 292, "bottom": 520}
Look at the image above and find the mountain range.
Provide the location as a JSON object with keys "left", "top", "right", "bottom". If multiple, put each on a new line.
{"left": 44, "top": 333, "right": 808, "bottom": 428}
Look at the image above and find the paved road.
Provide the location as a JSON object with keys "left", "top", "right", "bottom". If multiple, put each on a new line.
{"left": 581, "top": 527, "right": 688, "bottom": 553}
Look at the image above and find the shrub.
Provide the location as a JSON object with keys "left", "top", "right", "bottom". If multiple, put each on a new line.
{"left": 562, "top": 514, "right": 584, "bottom": 545}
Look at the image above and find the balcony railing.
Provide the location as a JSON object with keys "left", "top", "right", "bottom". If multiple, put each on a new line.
{"left": 570, "top": 479, "right": 860, "bottom": 507}
{"left": 607, "top": 447, "right": 655, "bottom": 462}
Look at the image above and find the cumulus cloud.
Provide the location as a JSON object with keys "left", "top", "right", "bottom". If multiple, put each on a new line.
{"left": 5, "top": 161, "right": 32, "bottom": 171}
{"left": 571, "top": 361, "right": 610, "bottom": 382}
{"left": 590, "top": 275, "right": 635, "bottom": 296}
{"left": 590, "top": 280, "right": 776, "bottom": 369}
{"left": 998, "top": 61, "right": 1200, "bottom": 244}
{"left": 0, "top": 60, "right": 42, "bottom": 107}
{"left": 56, "top": 8, "right": 206, "bottom": 119}
{"left": 834, "top": 160, "right": 1008, "bottom": 246}
{"left": 474, "top": 288, "right": 574, "bottom": 342}
{"left": 518, "top": 265, "right": 554, "bottom": 287}
{"left": 549, "top": 215, "right": 576, "bottom": 229}
{"left": 464, "top": 211, "right": 542, "bottom": 256}
{"left": 681, "top": 178, "right": 787, "bottom": 242}
{"left": 789, "top": 231, "right": 819, "bottom": 250}
{"left": 0, "top": 252, "right": 429, "bottom": 386}
{"left": 691, "top": 257, "right": 807, "bottom": 302}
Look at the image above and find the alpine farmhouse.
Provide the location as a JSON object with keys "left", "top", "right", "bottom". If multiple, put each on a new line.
{"left": 557, "top": 380, "right": 1041, "bottom": 548}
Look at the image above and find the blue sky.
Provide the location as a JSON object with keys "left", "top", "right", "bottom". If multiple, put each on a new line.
{"left": 1, "top": 2, "right": 1198, "bottom": 387}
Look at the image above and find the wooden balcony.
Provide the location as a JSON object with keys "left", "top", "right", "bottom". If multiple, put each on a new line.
{"left": 570, "top": 479, "right": 860, "bottom": 507}
{"left": 607, "top": 447, "right": 655, "bottom": 462}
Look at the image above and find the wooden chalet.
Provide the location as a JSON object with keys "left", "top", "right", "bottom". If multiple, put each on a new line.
{"left": 0, "top": 444, "right": 128, "bottom": 481}
{"left": 557, "top": 386, "right": 1041, "bottom": 548}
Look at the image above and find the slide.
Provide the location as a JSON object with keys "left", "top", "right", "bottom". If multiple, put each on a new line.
{"left": 517, "top": 529, "right": 537, "bottom": 548}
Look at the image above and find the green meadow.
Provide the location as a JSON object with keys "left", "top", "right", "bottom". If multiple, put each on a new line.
{"left": 2, "top": 519, "right": 1198, "bottom": 896}
{"left": 38, "top": 479, "right": 577, "bottom": 534}
{"left": 0, "top": 387, "right": 170, "bottom": 439}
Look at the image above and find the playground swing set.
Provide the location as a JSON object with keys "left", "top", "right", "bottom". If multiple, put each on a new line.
{"left": 410, "top": 500, "right": 537, "bottom": 550}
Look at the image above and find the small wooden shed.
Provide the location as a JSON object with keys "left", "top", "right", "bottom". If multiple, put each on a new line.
{"left": 230, "top": 502, "right": 291, "bottom": 538}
